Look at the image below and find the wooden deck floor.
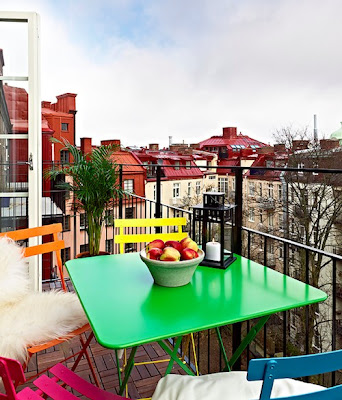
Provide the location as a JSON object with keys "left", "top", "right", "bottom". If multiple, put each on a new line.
{"left": 18, "top": 280, "right": 186, "bottom": 399}
{"left": 21, "top": 333, "right": 186, "bottom": 399}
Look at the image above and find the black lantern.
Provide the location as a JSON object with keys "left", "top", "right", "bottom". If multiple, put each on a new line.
{"left": 192, "top": 192, "right": 236, "bottom": 269}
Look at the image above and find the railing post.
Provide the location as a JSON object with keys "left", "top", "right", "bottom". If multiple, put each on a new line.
{"left": 155, "top": 165, "right": 162, "bottom": 233}
{"left": 119, "top": 164, "right": 123, "bottom": 219}
{"left": 233, "top": 167, "right": 243, "bottom": 370}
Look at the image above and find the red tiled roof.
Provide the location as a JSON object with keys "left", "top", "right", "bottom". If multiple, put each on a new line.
{"left": 199, "top": 134, "right": 267, "bottom": 149}
{"left": 110, "top": 151, "right": 145, "bottom": 173}
{"left": 162, "top": 159, "right": 203, "bottom": 179}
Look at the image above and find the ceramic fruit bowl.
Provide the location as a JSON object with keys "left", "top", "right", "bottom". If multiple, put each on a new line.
{"left": 139, "top": 248, "right": 205, "bottom": 287}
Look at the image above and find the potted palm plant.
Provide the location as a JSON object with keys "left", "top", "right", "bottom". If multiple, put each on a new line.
{"left": 47, "top": 138, "right": 122, "bottom": 257}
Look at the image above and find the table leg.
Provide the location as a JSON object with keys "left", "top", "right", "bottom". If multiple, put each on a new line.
{"left": 223, "top": 315, "right": 270, "bottom": 371}
{"left": 118, "top": 346, "right": 138, "bottom": 395}
{"left": 157, "top": 337, "right": 196, "bottom": 376}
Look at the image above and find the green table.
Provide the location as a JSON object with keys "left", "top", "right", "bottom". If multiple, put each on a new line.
{"left": 66, "top": 253, "right": 327, "bottom": 394}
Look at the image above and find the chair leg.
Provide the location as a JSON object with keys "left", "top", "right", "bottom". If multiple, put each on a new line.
{"left": 70, "top": 332, "right": 101, "bottom": 388}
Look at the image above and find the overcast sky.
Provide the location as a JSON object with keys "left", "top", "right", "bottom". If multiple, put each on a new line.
{"left": 1, "top": 0, "right": 341, "bottom": 148}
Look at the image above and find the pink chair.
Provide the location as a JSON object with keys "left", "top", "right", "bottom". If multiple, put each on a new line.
{"left": 0, "top": 356, "right": 128, "bottom": 400}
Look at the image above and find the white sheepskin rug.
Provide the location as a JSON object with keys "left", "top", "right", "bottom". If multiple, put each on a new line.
{"left": 0, "top": 237, "right": 88, "bottom": 363}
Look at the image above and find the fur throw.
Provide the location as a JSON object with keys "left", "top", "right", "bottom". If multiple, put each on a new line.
{"left": 0, "top": 238, "right": 29, "bottom": 305}
{"left": 0, "top": 237, "right": 88, "bottom": 363}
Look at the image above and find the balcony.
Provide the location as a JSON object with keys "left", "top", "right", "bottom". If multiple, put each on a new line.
{"left": 257, "top": 197, "right": 275, "bottom": 210}
{"left": 2, "top": 163, "right": 342, "bottom": 398}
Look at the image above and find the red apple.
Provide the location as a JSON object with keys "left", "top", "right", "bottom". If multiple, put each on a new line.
{"left": 164, "top": 240, "right": 182, "bottom": 252}
{"left": 180, "top": 237, "right": 198, "bottom": 252}
{"left": 147, "top": 247, "right": 163, "bottom": 260}
{"left": 160, "top": 247, "right": 181, "bottom": 261}
{"left": 181, "top": 248, "right": 199, "bottom": 260}
{"left": 146, "top": 239, "right": 164, "bottom": 251}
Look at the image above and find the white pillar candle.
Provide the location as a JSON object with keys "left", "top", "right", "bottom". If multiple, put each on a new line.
{"left": 205, "top": 240, "right": 221, "bottom": 262}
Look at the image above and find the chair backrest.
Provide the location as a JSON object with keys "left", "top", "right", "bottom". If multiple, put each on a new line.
{"left": 0, "top": 357, "right": 26, "bottom": 400}
{"left": 247, "top": 349, "right": 342, "bottom": 400}
{"left": 0, "top": 224, "right": 66, "bottom": 291}
{"left": 114, "top": 217, "right": 188, "bottom": 254}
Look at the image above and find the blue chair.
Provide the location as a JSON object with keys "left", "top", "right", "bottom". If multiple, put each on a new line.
{"left": 247, "top": 349, "right": 342, "bottom": 399}
{"left": 151, "top": 350, "right": 342, "bottom": 399}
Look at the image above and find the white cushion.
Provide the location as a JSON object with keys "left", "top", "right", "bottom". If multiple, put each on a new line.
{"left": 151, "top": 371, "right": 325, "bottom": 400}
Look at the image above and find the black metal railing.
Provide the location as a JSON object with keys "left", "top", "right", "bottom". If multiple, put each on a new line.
{"left": 1, "top": 161, "right": 342, "bottom": 385}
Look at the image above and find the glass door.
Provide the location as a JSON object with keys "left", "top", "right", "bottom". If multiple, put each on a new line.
{"left": 0, "top": 12, "right": 41, "bottom": 290}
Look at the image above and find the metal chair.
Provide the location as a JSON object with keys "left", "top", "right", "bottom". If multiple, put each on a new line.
{"left": 0, "top": 356, "right": 127, "bottom": 400}
{"left": 247, "top": 349, "right": 342, "bottom": 399}
{"left": 0, "top": 224, "right": 99, "bottom": 386}
{"left": 114, "top": 217, "right": 199, "bottom": 395}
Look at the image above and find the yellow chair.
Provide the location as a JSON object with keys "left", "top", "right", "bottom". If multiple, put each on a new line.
{"left": 114, "top": 217, "right": 188, "bottom": 254}
{"left": 114, "top": 217, "right": 199, "bottom": 396}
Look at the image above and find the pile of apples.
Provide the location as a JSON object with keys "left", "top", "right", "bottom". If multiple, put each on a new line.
{"left": 146, "top": 237, "right": 199, "bottom": 261}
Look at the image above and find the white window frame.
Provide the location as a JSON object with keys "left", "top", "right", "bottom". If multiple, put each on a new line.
{"left": 173, "top": 182, "right": 180, "bottom": 198}
{"left": 0, "top": 12, "right": 41, "bottom": 291}
{"left": 124, "top": 179, "right": 134, "bottom": 193}
{"left": 249, "top": 208, "right": 255, "bottom": 222}
{"left": 187, "top": 182, "right": 191, "bottom": 196}
{"left": 195, "top": 181, "right": 201, "bottom": 195}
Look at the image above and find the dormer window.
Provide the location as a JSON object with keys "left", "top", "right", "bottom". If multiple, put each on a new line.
{"left": 185, "top": 161, "right": 191, "bottom": 169}
{"left": 174, "top": 161, "right": 180, "bottom": 170}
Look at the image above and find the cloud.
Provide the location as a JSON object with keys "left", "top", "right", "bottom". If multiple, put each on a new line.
{"left": 1, "top": 0, "right": 342, "bottom": 147}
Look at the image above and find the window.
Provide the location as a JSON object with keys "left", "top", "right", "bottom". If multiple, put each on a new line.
{"left": 185, "top": 161, "right": 191, "bottom": 170}
{"left": 124, "top": 179, "right": 134, "bottom": 193}
{"left": 63, "top": 215, "right": 70, "bottom": 232}
{"left": 80, "top": 243, "right": 89, "bottom": 253}
{"left": 248, "top": 182, "right": 255, "bottom": 196}
{"left": 153, "top": 184, "right": 156, "bottom": 201}
{"left": 61, "top": 122, "right": 69, "bottom": 131}
{"left": 105, "top": 209, "right": 114, "bottom": 226}
{"left": 268, "top": 183, "right": 273, "bottom": 198}
{"left": 278, "top": 185, "right": 282, "bottom": 200}
{"left": 279, "top": 214, "right": 284, "bottom": 231}
{"left": 218, "top": 178, "right": 228, "bottom": 196}
{"left": 259, "top": 210, "right": 263, "bottom": 223}
{"left": 279, "top": 246, "right": 284, "bottom": 260}
{"left": 232, "top": 177, "right": 235, "bottom": 191}
{"left": 196, "top": 181, "right": 201, "bottom": 195}
{"left": 187, "top": 182, "right": 191, "bottom": 196}
{"left": 174, "top": 161, "right": 180, "bottom": 170}
{"left": 125, "top": 243, "right": 136, "bottom": 253}
{"left": 173, "top": 183, "right": 180, "bottom": 198}
{"left": 298, "top": 162, "right": 305, "bottom": 175}
{"left": 61, "top": 247, "right": 70, "bottom": 264}
{"left": 105, "top": 239, "right": 114, "bottom": 254}
{"left": 259, "top": 182, "right": 263, "bottom": 196}
{"left": 125, "top": 207, "right": 135, "bottom": 219}
{"left": 80, "top": 213, "right": 86, "bottom": 230}
{"left": 268, "top": 213, "right": 274, "bottom": 228}
{"left": 249, "top": 208, "right": 255, "bottom": 222}
{"left": 208, "top": 175, "right": 216, "bottom": 180}
{"left": 60, "top": 150, "right": 70, "bottom": 164}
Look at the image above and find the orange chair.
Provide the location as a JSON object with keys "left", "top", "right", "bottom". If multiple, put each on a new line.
{"left": 0, "top": 223, "right": 99, "bottom": 387}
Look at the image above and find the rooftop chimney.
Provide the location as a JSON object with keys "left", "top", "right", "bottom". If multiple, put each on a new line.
{"left": 149, "top": 143, "right": 159, "bottom": 151}
{"left": 292, "top": 140, "right": 310, "bottom": 151}
{"left": 80, "top": 137, "right": 92, "bottom": 156}
{"left": 55, "top": 93, "right": 77, "bottom": 113}
{"left": 222, "top": 127, "right": 237, "bottom": 140}
{"left": 319, "top": 139, "right": 340, "bottom": 150}
{"left": 101, "top": 139, "right": 121, "bottom": 148}
{"left": 41, "top": 101, "right": 51, "bottom": 109}
{"left": 274, "top": 143, "right": 286, "bottom": 153}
